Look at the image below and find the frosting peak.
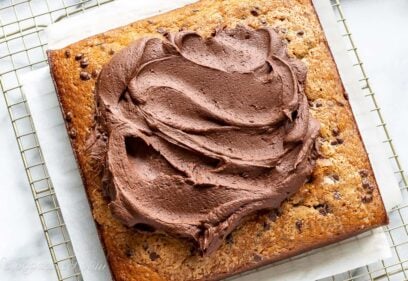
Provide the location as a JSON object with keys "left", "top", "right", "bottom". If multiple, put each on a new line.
{"left": 92, "top": 26, "right": 319, "bottom": 255}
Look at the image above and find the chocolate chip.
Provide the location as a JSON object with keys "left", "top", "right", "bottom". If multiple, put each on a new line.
{"left": 253, "top": 253, "right": 263, "bottom": 262}
{"left": 65, "top": 111, "right": 73, "bottom": 122}
{"left": 80, "top": 58, "right": 89, "bottom": 68}
{"left": 91, "top": 69, "right": 100, "bottom": 78}
{"left": 108, "top": 49, "right": 115, "bottom": 55}
{"left": 64, "top": 49, "right": 71, "bottom": 58}
{"left": 226, "top": 233, "right": 233, "bottom": 244}
{"left": 142, "top": 242, "right": 149, "bottom": 251}
{"left": 362, "top": 194, "right": 373, "bottom": 203}
{"left": 362, "top": 180, "right": 374, "bottom": 193}
{"left": 331, "top": 138, "right": 344, "bottom": 145}
{"left": 283, "top": 38, "right": 291, "bottom": 44}
{"left": 306, "top": 174, "right": 315, "bottom": 183}
{"left": 75, "top": 53, "right": 83, "bottom": 61}
{"left": 250, "top": 8, "right": 259, "bottom": 17}
{"left": 263, "top": 221, "right": 271, "bottom": 231}
{"left": 359, "top": 169, "right": 369, "bottom": 177}
{"left": 333, "top": 191, "right": 341, "bottom": 200}
{"left": 149, "top": 251, "right": 160, "bottom": 261}
{"left": 315, "top": 101, "right": 322, "bottom": 107}
{"left": 295, "top": 220, "right": 303, "bottom": 232}
{"left": 80, "top": 71, "right": 91, "bottom": 81}
{"left": 297, "top": 30, "right": 305, "bottom": 36}
{"left": 332, "top": 174, "right": 340, "bottom": 181}
{"left": 343, "top": 92, "right": 349, "bottom": 100}
{"left": 268, "top": 210, "right": 278, "bottom": 222}
{"left": 314, "top": 203, "right": 331, "bottom": 216}
{"left": 125, "top": 246, "right": 134, "bottom": 258}
{"left": 68, "top": 128, "right": 77, "bottom": 139}
{"left": 332, "top": 128, "right": 340, "bottom": 136}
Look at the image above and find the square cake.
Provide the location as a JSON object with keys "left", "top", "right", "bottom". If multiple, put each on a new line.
{"left": 47, "top": 0, "right": 388, "bottom": 280}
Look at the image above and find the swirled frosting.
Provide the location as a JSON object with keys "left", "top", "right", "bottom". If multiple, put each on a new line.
{"left": 92, "top": 26, "right": 320, "bottom": 255}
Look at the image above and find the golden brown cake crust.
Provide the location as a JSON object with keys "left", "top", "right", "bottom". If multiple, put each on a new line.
{"left": 47, "top": 0, "right": 388, "bottom": 280}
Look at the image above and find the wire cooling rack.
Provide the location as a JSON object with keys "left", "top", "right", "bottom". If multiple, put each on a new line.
{"left": 0, "top": 0, "right": 407, "bottom": 280}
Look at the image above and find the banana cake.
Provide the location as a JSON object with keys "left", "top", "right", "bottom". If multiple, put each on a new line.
{"left": 47, "top": 0, "right": 388, "bottom": 280}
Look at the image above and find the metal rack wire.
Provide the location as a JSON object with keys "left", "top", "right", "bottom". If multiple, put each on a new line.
{"left": 0, "top": 0, "right": 406, "bottom": 280}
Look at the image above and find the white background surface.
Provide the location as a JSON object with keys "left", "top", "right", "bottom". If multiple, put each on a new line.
{"left": 1, "top": 1, "right": 407, "bottom": 280}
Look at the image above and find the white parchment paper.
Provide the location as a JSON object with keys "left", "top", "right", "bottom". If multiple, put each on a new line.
{"left": 22, "top": 0, "right": 402, "bottom": 280}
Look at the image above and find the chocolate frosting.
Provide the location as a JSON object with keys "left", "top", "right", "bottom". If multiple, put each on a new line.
{"left": 92, "top": 26, "right": 320, "bottom": 255}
